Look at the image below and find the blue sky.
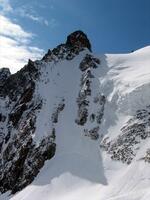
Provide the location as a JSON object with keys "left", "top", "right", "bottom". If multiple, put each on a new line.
{"left": 0, "top": 0, "right": 150, "bottom": 72}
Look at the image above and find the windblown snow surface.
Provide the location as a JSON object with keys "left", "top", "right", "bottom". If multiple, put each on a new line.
{"left": 2, "top": 46, "right": 150, "bottom": 200}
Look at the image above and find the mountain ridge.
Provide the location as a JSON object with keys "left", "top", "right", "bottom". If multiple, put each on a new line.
{"left": 0, "top": 31, "right": 150, "bottom": 200}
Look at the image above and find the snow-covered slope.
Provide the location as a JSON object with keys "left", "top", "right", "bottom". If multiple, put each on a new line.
{"left": 0, "top": 31, "right": 150, "bottom": 200}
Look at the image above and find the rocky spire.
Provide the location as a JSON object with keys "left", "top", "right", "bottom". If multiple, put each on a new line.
{"left": 66, "top": 30, "right": 92, "bottom": 52}
{"left": 42, "top": 31, "right": 92, "bottom": 62}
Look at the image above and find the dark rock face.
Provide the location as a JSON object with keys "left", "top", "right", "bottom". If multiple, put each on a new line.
{"left": 42, "top": 43, "right": 82, "bottom": 62}
{"left": 0, "top": 59, "right": 39, "bottom": 100}
{"left": 11, "top": 136, "right": 56, "bottom": 194}
{"left": 76, "top": 54, "right": 100, "bottom": 126}
{"left": 9, "top": 103, "right": 27, "bottom": 127}
{"left": 79, "top": 54, "right": 100, "bottom": 71}
{"left": 75, "top": 53, "right": 105, "bottom": 140}
{"left": 0, "top": 133, "right": 56, "bottom": 194}
{"left": 51, "top": 99, "right": 65, "bottom": 123}
{"left": 0, "top": 59, "right": 56, "bottom": 194}
{"left": 0, "top": 91, "right": 56, "bottom": 194}
{"left": 0, "top": 68, "right": 11, "bottom": 88}
{"left": 66, "top": 30, "right": 92, "bottom": 52}
{"left": 0, "top": 68, "right": 11, "bottom": 78}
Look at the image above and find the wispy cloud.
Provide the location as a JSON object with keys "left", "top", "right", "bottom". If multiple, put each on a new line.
{"left": 0, "top": 34, "right": 44, "bottom": 73}
{"left": 0, "top": 15, "right": 31, "bottom": 40}
{"left": 15, "top": 1, "right": 58, "bottom": 28}
{"left": 17, "top": 7, "right": 50, "bottom": 26}
{"left": 0, "top": 2, "right": 45, "bottom": 73}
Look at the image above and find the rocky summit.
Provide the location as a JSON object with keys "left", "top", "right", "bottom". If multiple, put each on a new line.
{"left": 66, "top": 30, "right": 92, "bottom": 51}
{"left": 0, "top": 31, "right": 150, "bottom": 200}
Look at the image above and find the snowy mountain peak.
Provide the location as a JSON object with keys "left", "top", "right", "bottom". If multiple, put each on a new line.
{"left": 0, "top": 32, "right": 150, "bottom": 200}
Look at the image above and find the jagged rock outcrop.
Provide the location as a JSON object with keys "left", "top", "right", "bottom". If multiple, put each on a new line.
{"left": 0, "top": 59, "right": 39, "bottom": 100}
{"left": 42, "top": 30, "right": 92, "bottom": 63}
{"left": 0, "top": 68, "right": 11, "bottom": 88}
{"left": 100, "top": 106, "right": 150, "bottom": 164}
{"left": 0, "top": 59, "right": 56, "bottom": 193}
{"left": 75, "top": 54, "right": 100, "bottom": 126}
{"left": 75, "top": 53, "right": 105, "bottom": 140}
{"left": 51, "top": 99, "right": 65, "bottom": 124}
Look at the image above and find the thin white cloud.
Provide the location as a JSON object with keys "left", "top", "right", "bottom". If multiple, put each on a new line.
{"left": 15, "top": 3, "right": 58, "bottom": 28}
{"left": 0, "top": 35, "right": 44, "bottom": 73}
{"left": 0, "top": 15, "right": 44, "bottom": 73}
{"left": 16, "top": 7, "right": 51, "bottom": 27}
